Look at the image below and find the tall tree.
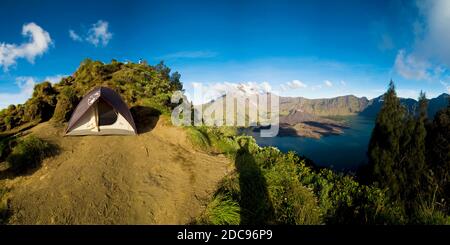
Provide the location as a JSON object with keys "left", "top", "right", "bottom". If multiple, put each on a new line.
{"left": 427, "top": 98, "right": 450, "bottom": 206}
{"left": 400, "top": 91, "right": 428, "bottom": 209}
{"left": 366, "top": 80, "right": 406, "bottom": 198}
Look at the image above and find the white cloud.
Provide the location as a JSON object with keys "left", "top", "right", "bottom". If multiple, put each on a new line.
{"left": 394, "top": 49, "right": 431, "bottom": 80}
{"left": 441, "top": 81, "right": 450, "bottom": 93}
{"left": 288, "top": 80, "right": 307, "bottom": 89}
{"left": 280, "top": 80, "right": 307, "bottom": 91}
{"left": 416, "top": 0, "right": 450, "bottom": 66}
{"left": 86, "top": 20, "right": 112, "bottom": 47}
{"left": 44, "top": 74, "right": 67, "bottom": 84}
{"left": 69, "top": 20, "right": 112, "bottom": 47}
{"left": 396, "top": 89, "right": 420, "bottom": 99}
{"left": 69, "top": 30, "right": 82, "bottom": 41}
{"left": 0, "top": 23, "right": 52, "bottom": 71}
{"left": 395, "top": 1, "right": 450, "bottom": 81}
{"left": 0, "top": 77, "right": 36, "bottom": 108}
{"left": 324, "top": 80, "right": 333, "bottom": 87}
{"left": 0, "top": 74, "right": 68, "bottom": 108}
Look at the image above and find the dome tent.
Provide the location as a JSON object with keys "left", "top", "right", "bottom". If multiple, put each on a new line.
{"left": 65, "top": 87, "right": 137, "bottom": 136}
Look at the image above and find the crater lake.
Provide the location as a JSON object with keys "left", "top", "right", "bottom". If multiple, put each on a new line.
{"left": 250, "top": 115, "right": 375, "bottom": 171}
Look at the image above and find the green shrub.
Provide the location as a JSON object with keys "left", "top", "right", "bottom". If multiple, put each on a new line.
{"left": 196, "top": 126, "right": 407, "bottom": 225}
{"left": 264, "top": 157, "right": 322, "bottom": 224}
{"left": 23, "top": 82, "right": 58, "bottom": 122}
{"left": 199, "top": 194, "right": 241, "bottom": 225}
{"left": 186, "top": 126, "right": 241, "bottom": 155}
{"left": 187, "top": 127, "right": 211, "bottom": 150}
{"left": 199, "top": 136, "right": 323, "bottom": 225}
{"left": 296, "top": 164, "right": 406, "bottom": 224}
{"left": 412, "top": 203, "right": 450, "bottom": 225}
{"left": 3, "top": 116, "right": 15, "bottom": 130}
{"left": 0, "top": 188, "right": 9, "bottom": 224}
{"left": 0, "top": 136, "right": 16, "bottom": 161}
{"left": 6, "top": 136, "right": 56, "bottom": 173}
{"left": 24, "top": 96, "right": 56, "bottom": 122}
{"left": 52, "top": 87, "right": 79, "bottom": 122}
{"left": 139, "top": 97, "right": 171, "bottom": 115}
{"left": 1, "top": 59, "right": 182, "bottom": 132}
{"left": 205, "top": 127, "right": 240, "bottom": 156}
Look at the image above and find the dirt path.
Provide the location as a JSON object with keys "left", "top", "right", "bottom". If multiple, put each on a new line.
{"left": 2, "top": 117, "right": 232, "bottom": 224}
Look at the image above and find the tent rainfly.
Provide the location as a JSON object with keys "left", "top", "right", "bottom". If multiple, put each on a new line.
{"left": 65, "top": 87, "right": 137, "bottom": 136}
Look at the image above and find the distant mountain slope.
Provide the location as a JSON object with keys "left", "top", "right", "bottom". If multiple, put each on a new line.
{"left": 280, "top": 95, "right": 369, "bottom": 116}
{"left": 280, "top": 93, "right": 449, "bottom": 118}
{"left": 359, "top": 96, "right": 418, "bottom": 118}
{"left": 201, "top": 92, "right": 448, "bottom": 139}
{"left": 428, "top": 93, "right": 450, "bottom": 117}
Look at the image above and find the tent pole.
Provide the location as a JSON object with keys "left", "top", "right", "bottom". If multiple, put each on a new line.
{"left": 95, "top": 102, "right": 99, "bottom": 132}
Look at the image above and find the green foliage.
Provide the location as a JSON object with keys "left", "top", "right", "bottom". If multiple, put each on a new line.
{"left": 264, "top": 156, "right": 322, "bottom": 224}
{"left": 195, "top": 125, "right": 410, "bottom": 225}
{"left": 0, "top": 188, "right": 9, "bottom": 224}
{"left": 234, "top": 147, "right": 274, "bottom": 224}
{"left": 187, "top": 127, "right": 211, "bottom": 150}
{"left": 0, "top": 136, "right": 16, "bottom": 162}
{"left": 0, "top": 59, "right": 183, "bottom": 132}
{"left": 3, "top": 116, "right": 15, "bottom": 130}
{"left": 24, "top": 82, "right": 58, "bottom": 122}
{"left": 400, "top": 91, "right": 429, "bottom": 210}
{"left": 299, "top": 166, "right": 406, "bottom": 224}
{"left": 364, "top": 82, "right": 450, "bottom": 223}
{"left": 186, "top": 126, "right": 240, "bottom": 156}
{"left": 426, "top": 100, "right": 450, "bottom": 213}
{"left": 198, "top": 194, "right": 241, "bottom": 225}
{"left": 413, "top": 202, "right": 450, "bottom": 225}
{"left": 6, "top": 136, "right": 57, "bottom": 173}
{"left": 0, "top": 105, "right": 24, "bottom": 131}
{"left": 366, "top": 81, "right": 406, "bottom": 196}
{"left": 52, "top": 86, "right": 79, "bottom": 122}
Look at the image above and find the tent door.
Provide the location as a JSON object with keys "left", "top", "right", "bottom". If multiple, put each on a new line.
{"left": 97, "top": 99, "right": 119, "bottom": 128}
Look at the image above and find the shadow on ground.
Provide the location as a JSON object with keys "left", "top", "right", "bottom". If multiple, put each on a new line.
{"left": 235, "top": 141, "right": 274, "bottom": 224}
{"left": 130, "top": 106, "right": 161, "bottom": 134}
{"left": 0, "top": 137, "right": 59, "bottom": 180}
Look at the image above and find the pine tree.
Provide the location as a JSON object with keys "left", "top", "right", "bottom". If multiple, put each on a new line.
{"left": 400, "top": 91, "right": 428, "bottom": 210}
{"left": 427, "top": 98, "right": 450, "bottom": 205}
{"left": 367, "top": 80, "right": 406, "bottom": 197}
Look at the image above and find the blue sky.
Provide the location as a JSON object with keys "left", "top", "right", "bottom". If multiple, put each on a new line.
{"left": 1, "top": 0, "right": 450, "bottom": 107}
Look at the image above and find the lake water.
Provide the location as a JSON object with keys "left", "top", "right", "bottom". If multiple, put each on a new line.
{"left": 250, "top": 116, "right": 375, "bottom": 171}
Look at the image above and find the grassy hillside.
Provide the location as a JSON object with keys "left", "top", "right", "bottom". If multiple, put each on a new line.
{"left": 0, "top": 59, "right": 182, "bottom": 133}
{"left": 190, "top": 127, "right": 407, "bottom": 224}
{"left": 1, "top": 59, "right": 448, "bottom": 225}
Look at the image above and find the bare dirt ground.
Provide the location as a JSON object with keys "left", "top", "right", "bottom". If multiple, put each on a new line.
{"left": 1, "top": 117, "right": 232, "bottom": 224}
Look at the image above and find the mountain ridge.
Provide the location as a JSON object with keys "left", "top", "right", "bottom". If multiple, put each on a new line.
{"left": 280, "top": 93, "right": 449, "bottom": 118}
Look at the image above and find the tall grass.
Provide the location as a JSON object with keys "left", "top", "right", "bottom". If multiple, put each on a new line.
{"left": 186, "top": 127, "right": 211, "bottom": 150}
{"left": 6, "top": 135, "right": 57, "bottom": 173}
{"left": 186, "top": 126, "right": 239, "bottom": 156}
{"left": 413, "top": 202, "right": 450, "bottom": 225}
{"left": 0, "top": 188, "right": 8, "bottom": 224}
{"left": 198, "top": 194, "right": 241, "bottom": 225}
{"left": 0, "top": 136, "right": 15, "bottom": 161}
{"left": 194, "top": 126, "right": 409, "bottom": 225}
{"left": 193, "top": 129, "right": 323, "bottom": 224}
